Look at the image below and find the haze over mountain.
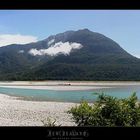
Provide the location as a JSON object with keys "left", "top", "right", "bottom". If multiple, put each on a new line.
{"left": 0, "top": 29, "right": 140, "bottom": 81}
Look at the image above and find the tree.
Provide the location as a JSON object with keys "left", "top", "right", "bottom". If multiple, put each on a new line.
{"left": 68, "top": 93, "right": 140, "bottom": 126}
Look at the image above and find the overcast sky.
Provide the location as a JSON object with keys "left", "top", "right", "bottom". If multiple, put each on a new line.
{"left": 0, "top": 10, "right": 140, "bottom": 57}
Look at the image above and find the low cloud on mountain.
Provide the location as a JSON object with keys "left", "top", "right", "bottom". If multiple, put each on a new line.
{"left": 29, "top": 41, "right": 82, "bottom": 56}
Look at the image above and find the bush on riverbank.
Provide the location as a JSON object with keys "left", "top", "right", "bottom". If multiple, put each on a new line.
{"left": 68, "top": 93, "right": 140, "bottom": 126}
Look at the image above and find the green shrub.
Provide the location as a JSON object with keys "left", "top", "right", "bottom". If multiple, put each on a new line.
{"left": 68, "top": 93, "right": 140, "bottom": 126}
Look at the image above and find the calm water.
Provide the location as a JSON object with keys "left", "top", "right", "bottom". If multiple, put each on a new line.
{"left": 0, "top": 85, "right": 140, "bottom": 103}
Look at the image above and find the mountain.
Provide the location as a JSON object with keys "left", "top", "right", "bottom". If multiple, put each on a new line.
{"left": 0, "top": 29, "right": 140, "bottom": 81}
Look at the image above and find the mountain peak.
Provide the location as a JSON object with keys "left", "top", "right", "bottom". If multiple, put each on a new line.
{"left": 77, "top": 28, "right": 91, "bottom": 32}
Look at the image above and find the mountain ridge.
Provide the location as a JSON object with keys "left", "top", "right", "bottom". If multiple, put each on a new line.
{"left": 0, "top": 28, "right": 140, "bottom": 81}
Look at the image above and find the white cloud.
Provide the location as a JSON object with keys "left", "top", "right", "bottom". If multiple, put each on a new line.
{"left": 29, "top": 48, "right": 43, "bottom": 56}
{"left": 29, "top": 41, "right": 83, "bottom": 56}
{"left": 0, "top": 34, "right": 38, "bottom": 47}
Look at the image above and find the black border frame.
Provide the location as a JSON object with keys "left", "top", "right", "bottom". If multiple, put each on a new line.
{"left": 0, "top": 0, "right": 140, "bottom": 139}
{"left": 0, "top": 0, "right": 140, "bottom": 9}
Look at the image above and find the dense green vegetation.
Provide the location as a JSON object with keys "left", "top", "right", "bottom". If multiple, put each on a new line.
{"left": 4, "top": 63, "right": 140, "bottom": 81}
{"left": 68, "top": 93, "right": 140, "bottom": 126}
